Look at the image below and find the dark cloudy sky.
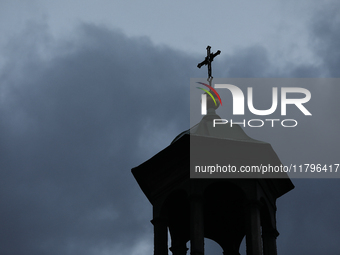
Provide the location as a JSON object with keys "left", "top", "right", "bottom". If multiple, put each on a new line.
{"left": 0, "top": 1, "right": 340, "bottom": 255}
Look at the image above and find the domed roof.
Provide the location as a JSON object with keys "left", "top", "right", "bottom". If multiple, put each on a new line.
{"left": 172, "top": 108, "right": 265, "bottom": 144}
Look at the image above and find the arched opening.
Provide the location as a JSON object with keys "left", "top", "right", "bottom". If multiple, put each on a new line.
{"left": 184, "top": 238, "right": 223, "bottom": 255}
{"left": 239, "top": 236, "right": 246, "bottom": 255}
{"left": 204, "top": 238, "right": 224, "bottom": 254}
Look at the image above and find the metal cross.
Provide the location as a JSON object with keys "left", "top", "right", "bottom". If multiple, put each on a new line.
{"left": 197, "top": 46, "right": 221, "bottom": 81}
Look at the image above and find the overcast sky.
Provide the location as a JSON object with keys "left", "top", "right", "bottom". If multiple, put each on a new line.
{"left": 0, "top": 1, "right": 340, "bottom": 255}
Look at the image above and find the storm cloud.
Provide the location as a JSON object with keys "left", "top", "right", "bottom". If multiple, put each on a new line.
{"left": 0, "top": 3, "right": 340, "bottom": 254}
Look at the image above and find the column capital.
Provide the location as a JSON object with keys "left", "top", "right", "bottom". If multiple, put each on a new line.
{"left": 262, "top": 228, "right": 279, "bottom": 255}
{"left": 262, "top": 228, "right": 279, "bottom": 239}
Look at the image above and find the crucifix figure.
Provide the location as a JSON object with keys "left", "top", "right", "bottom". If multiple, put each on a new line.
{"left": 197, "top": 45, "right": 221, "bottom": 82}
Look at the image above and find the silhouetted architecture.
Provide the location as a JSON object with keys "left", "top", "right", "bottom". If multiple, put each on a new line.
{"left": 132, "top": 109, "right": 294, "bottom": 255}
{"left": 132, "top": 46, "right": 293, "bottom": 255}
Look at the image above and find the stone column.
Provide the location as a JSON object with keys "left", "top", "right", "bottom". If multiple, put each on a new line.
{"left": 245, "top": 201, "right": 262, "bottom": 255}
{"left": 262, "top": 228, "right": 279, "bottom": 255}
{"left": 190, "top": 195, "right": 204, "bottom": 255}
{"left": 151, "top": 217, "right": 168, "bottom": 255}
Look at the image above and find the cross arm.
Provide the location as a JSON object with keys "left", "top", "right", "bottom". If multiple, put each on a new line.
{"left": 197, "top": 57, "right": 209, "bottom": 68}
{"left": 210, "top": 50, "right": 221, "bottom": 61}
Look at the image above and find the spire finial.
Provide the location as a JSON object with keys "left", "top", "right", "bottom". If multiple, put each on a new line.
{"left": 197, "top": 45, "right": 221, "bottom": 84}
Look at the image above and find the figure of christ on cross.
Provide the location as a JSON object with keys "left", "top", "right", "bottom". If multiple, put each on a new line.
{"left": 197, "top": 45, "right": 221, "bottom": 81}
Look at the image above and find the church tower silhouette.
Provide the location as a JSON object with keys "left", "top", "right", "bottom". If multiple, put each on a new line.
{"left": 132, "top": 46, "right": 294, "bottom": 255}
{"left": 132, "top": 108, "right": 294, "bottom": 255}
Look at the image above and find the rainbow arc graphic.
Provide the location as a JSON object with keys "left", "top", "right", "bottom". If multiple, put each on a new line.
{"left": 196, "top": 82, "right": 222, "bottom": 106}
